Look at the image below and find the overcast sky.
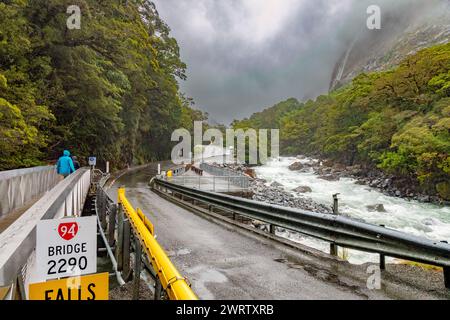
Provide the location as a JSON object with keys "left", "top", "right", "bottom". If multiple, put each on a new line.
{"left": 152, "top": 0, "right": 443, "bottom": 124}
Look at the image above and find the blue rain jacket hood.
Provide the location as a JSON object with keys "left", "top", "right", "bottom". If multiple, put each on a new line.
{"left": 57, "top": 150, "right": 76, "bottom": 175}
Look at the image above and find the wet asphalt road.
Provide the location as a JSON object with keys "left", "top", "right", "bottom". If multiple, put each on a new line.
{"left": 109, "top": 165, "right": 450, "bottom": 300}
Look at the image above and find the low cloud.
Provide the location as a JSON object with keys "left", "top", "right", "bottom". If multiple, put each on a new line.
{"left": 153, "top": 0, "right": 445, "bottom": 124}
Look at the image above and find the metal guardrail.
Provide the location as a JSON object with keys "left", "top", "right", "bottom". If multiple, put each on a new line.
{"left": 168, "top": 175, "right": 249, "bottom": 192}
{"left": 0, "top": 169, "right": 91, "bottom": 298}
{"left": 200, "top": 163, "right": 250, "bottom": 189}
{"left": 152, "top": 178, "right": 450, "bottom": 289}
{"left": 117, "top": 188, "right": 197, "bottom": 300}
{"left": 0, "top": 166, "right": 61, "bottom": 218}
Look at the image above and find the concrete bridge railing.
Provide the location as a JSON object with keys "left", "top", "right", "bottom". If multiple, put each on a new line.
{"left": 0, "top": 169, "right": 91, "bottom": 299}
{"left": 0, "top": 166, "right": 61, "bottom": 218}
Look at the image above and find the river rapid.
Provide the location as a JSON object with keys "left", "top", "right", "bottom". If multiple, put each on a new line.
{"left": 254, "top": 157, "right": 450, "bottom": 265}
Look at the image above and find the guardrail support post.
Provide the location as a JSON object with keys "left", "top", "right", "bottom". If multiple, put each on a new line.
{"left": 330, "top": 194, "right": 339, "bottom": 256}
{"left": 155, "top": 278, "right": 162, "bottom": 300}
{"left": 16, "top": 273, "right": 26, "bottom": 300}
{"left": 116, "top": 205, "right": 124, "bottom": 271}
{"left": 122, "top": 219, "right": 132, "bottom": 281}
{"left": 108, "top": 204, "right": 117, "bottom": 247}
{"left": 332, "top": 193, "right": 339, "bottom": 215}
{"left": 133, "top": 237, "right": 142, "bottom": 300}
{"left": 270, "top": 224, "right": 276, "bottom": 235}
{"left": 330, "top": 243, "right": 338, "bottom": 256}
{"left": 97, "top": 189, "right": 103, "bottom": 223}
{"left": 379, "top": 225, "right": 386, "bottom": 270}
{"left": 444, "top": 267, "right": 450, "bottom": 289}
{"left": 101, "top": 191, "right": 107, "bottom": 230}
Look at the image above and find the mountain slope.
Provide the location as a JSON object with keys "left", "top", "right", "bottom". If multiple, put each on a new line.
{"left": 330, "top": 3, "right": 450, "bottom": 91}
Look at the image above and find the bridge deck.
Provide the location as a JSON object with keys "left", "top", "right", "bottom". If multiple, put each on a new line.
{"left": 108, "top": 167, "right": 447, "bottom": 300}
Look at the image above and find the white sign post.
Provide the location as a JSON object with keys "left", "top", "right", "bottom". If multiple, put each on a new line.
{"left": 36, "top": 216, "right": 97, "bottom": 281}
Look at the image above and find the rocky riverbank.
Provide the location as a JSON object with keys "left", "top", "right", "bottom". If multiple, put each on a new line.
{"left": 207, "top": 162, "right": 331, "bottom": 214}
{"left": 287, "top": 155, "right": 448, "bottom": 205}
{"left": 250, "top": 179, "right": 331, "bottom": 214}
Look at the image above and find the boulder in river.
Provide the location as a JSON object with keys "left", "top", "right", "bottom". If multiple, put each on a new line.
{"left": 318, "top": 174, "right": 340, "bottom": 181}
{"left": 366, "top": 204, "right": 387, "bottom": 213}
{"left": 421, "top": 217, "right": 440, "bottom": 226}
{"left": 288, "top": 162, "right": 304, "bottom": 171}
{"left": 293, "top": 186, "right": 312, "bottom": 193}
{"left": 270, "top": 181, "right": 283, "bottom": 188}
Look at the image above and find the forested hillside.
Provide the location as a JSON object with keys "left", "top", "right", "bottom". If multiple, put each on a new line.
{"left": 0, "top": 0, "right": 204, "bottom": 170}
{"left": 234, "top": 43, "right": 450, "bottom": 200}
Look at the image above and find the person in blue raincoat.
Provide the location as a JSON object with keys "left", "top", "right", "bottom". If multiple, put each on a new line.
{"left": 57, "top": 150, "right": 76, "bottom": 178}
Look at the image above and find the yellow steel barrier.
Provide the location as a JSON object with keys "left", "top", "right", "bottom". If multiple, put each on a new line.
{"left": 118, "top": 188, "right": 198, "bottom": 300}
{"left": 137, "top": 208, "right": 154, "bottom": 236}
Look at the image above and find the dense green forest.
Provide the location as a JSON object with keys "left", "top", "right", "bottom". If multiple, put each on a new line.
{"left": 233, "top": 43, "right": 450, "bottom": 200}
{"left": 0, "top": 0, "right": 205, "bottom": 170}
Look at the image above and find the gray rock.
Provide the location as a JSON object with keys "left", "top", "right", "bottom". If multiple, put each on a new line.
{"left": 293, "top": 186, "right": 312, "bottom": 193}
{"left": 288, "top": 162, "right": 304, "bottom": 171}
{"left": 422, "top": 217, "right": 440, "bottom": 226}
{"left": 318, "top": 174, "right": 340, "bottom": 181}
{"left": 270, "top": 181, "right": 283, "bottom": 188}
{"left": 366, "top": 204, "right": 387, "bottom": 213}
{"left": 417, "top": 195, "right": 431, "bottom": 203}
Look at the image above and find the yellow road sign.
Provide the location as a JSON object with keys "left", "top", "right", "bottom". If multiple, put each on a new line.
{"left": 29, "top": 272, "right": 109, "bottom": 300}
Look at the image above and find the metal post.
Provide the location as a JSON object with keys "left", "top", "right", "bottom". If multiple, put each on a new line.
{"left": 444, "top": 267, "right": 450, "bottom": 289}
{"left": 96, "top": 190, "right": 102, "bottom": 221}
{"left": 380, "top": 225, "right": 386, "bottom": 270}
{"left": 213, "top": 176, "right": 216, "bottom": 192}
{"left": 228, "top": 177, "right": 230, "bottom": 192}
{"left": 133, "top": 237, "right": 142, "bottom": 300}
{"left": 155, "top": 278, "right": 162, "bottom": 300}
{"left": 330, "top": 243, "right": 338, "bottom": 256}
{"left": 442, "top": 241, "right": 450, "bottom": 289}
{"left": 332, "top": 193, "right": 339, "bottom": 215}
{"left": 330, "top": 194, "right": 339, "bottom": 256}
{"left": 102, "top": 204, "right": 107, "bottom": 230}
{"left": 108, "top": 204, "right": 117, "bottom": 247}
{"left": 16, "top": 272, "right": 26, "bottom": 300}
{"left": 270, "top": 224, "right": 276, "bottom": 235}
{"left": 106, "top": 161, "right": 110, "bottom": 174}
{"left": 116, "top": 205, "right": 124, "bottom": 271}
{"left": 122, "top": 219, "right": 131, "bottom": 280}
{"left": 100, "top": 191, "right": 107, "bottom": 230}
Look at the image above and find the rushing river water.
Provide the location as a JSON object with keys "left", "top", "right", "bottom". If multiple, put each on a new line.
{"left": 255, "top": 157, "right": 450, "bottom": 265}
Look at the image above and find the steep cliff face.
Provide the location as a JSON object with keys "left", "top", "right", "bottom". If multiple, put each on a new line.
{"left": 330, "top": 3, "right": 450, "bottom": 91}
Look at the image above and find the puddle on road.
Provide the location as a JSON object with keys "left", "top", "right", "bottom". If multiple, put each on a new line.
{"left": 167, "top": 248, "right": 192, "bottom": 257}
{"left": 273, "top": 257, "right": 368, "bottom": 298}
{"left": 186, "top": 266, "right": 229, "bottom": 300}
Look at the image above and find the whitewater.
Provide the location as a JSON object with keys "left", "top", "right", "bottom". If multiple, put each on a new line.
{"left": 255, "top": 157, "right": 450, "bottom": 265}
